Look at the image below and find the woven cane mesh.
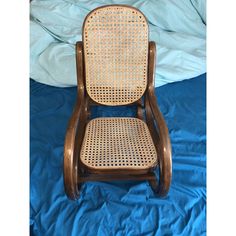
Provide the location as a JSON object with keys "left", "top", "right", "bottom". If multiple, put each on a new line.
{"left": 80, "top": 118, "right": 157, "bottom": 170}
{"left": 83, "top": 5, "right": 148, "bottom": 105}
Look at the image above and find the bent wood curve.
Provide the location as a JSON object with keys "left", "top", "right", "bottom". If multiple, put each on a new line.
{"left": 146, "top": 41, "right": 172, "bottom": 196}
{"left": 63, "top": 42, "right": 86, "bottom": 200}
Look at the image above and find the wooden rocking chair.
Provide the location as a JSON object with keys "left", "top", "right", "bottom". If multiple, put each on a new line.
{"left": 64, "top": 5, "right": 172, "bottom": 200}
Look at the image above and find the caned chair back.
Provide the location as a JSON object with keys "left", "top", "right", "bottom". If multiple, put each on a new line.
{"left": 83, "top": 5, "right": 149, "bottom": 105}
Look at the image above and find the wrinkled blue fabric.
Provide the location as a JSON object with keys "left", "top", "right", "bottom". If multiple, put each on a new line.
{"left": 30, "top": 0, "right": 206, "bottom": 87}
{"left": 30, "top": 73, "right": 206, "bottom": 235}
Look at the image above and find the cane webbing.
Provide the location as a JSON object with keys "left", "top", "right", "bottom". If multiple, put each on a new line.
{"left": 83, "top": 5, "right": 149, "bottom": 105}
{"left": 80, "top": 118, "right": 157, "bottom": 170}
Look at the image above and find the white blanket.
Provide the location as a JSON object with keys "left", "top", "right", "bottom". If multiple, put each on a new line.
{"left": 30, "top": 0, "right": 206, "bottom": 87}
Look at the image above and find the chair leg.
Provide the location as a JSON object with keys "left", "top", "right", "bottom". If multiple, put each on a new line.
{"left": 64, "top": 180, "right": 81, "bottom": 200}
{"left": 72, "top": 168, "right": 84, "bottom": 200}
{"left": 148, "top": 172, "right": 159, "bottom": 193}
{"left": 64, "top": 166, "right": 83, "bottom": 200}
{"left": 72, "top": 184, "right": 82, "bottom": 200}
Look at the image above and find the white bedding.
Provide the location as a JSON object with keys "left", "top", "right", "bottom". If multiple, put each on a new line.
{"left": 30, "top": 0, "right": 206, "bottom": 87}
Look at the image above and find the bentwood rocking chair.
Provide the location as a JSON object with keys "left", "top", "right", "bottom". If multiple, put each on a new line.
{"left": 64, "top": 5, "right": 172, "bottom": 200}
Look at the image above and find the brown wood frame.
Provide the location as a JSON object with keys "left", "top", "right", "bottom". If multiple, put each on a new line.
{"left": 63, "top": 41, "right": 172, "bottom": 200}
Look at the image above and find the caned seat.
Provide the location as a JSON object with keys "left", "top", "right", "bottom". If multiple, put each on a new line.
{"left": 80, "top": 118, "right": 158, "bottom": 170}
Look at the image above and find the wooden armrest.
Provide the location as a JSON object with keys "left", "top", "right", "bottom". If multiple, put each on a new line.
{"left": 147, "top": 41, "right": 172, "bottom": 196}
{"left": 63, "top": 42, "right": 86, "bottom": 199}
{"left": 147, "top": 89, "right": 172, "bottom": 196}
{"left": 64, "top": 98, "right": 85, "bottom": 199}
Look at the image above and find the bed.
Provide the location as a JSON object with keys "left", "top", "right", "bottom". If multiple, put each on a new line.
{"left": 30, "top": 73, "right": 206, "bottom": 235}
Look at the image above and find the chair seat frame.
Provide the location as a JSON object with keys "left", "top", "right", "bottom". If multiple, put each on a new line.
{"left": 64, "top": 22, "right": 172, "bottom": 199}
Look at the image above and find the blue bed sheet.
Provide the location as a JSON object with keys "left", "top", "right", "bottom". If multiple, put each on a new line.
{"left": 30, "top": 73, "right": 206, "bottom": 236}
